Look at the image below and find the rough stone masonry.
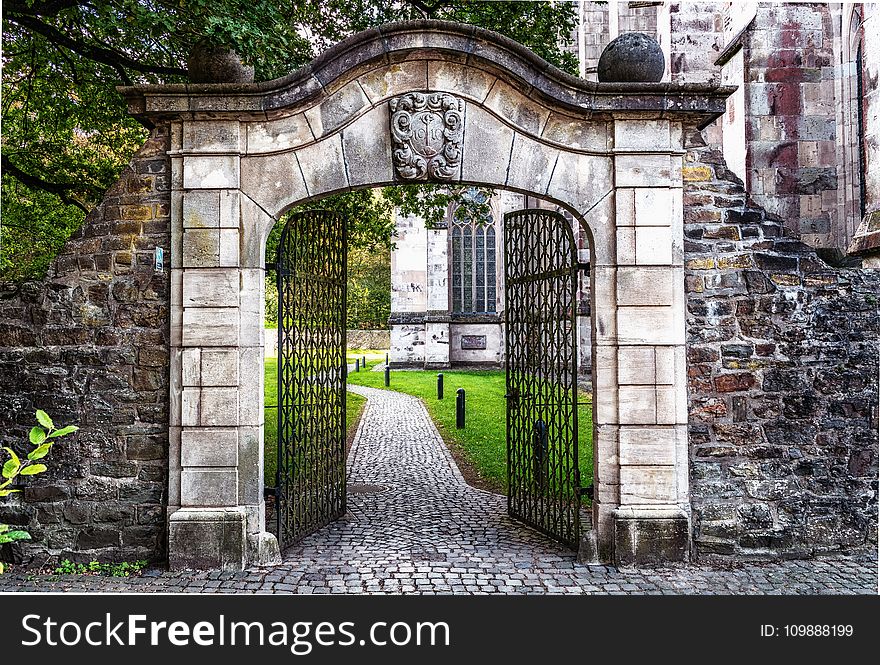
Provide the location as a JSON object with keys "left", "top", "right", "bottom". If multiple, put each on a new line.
{"left": 683, "top": 133, "right": 879, "bottom": 560}
{"left": 0, "top": 19, "right": 877, "bottom": 568}
{"left": 0, "top": 128, "right": 171, "bottom": 565}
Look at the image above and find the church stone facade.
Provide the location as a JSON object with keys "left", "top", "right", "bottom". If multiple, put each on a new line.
{"left": 389, "top": 1, "right": 880, "bottom": 369}
{"left": 389, "top": 191, "right": 592, "bottom": 369}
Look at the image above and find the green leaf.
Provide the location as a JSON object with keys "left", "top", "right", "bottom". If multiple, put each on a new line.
{"left": 35, "top": 410, "right": 54, "bottom": 429}
{"left": 0, "top": 524, "right": 9, "bottom": 533}
{"left": 0, "top": 489, "right": 20, "bottom": 497}
{"left": 2, "top": 447, "right": 22, "bottom": 478}
{"left": 29, "top": 426, "right": 47, "bottom": 445}
{"left": 3, "top": 447, "right": 21, "bottom": 468}
{"left": 48, "top": 425, "right": 79, "bottom": 438}
{"left": 27, "top": 444, "right": 52, "bottom": 461}
{"left": 5, "top": 530, "right": 31, "bottom": 542}
{"left": 19, "top": 464, "right": 47, "bottom": 476}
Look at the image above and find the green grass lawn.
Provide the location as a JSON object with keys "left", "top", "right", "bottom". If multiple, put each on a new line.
{"left": 346, "top": 369, "right": 593, "bottom": 496}
{"left": 263, "top": 359, "right": 366, "bottom": 486}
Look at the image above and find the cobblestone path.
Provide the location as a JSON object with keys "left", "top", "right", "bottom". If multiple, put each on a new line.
{"left": 2, "top": 385, "right": 876, "bottom": 594}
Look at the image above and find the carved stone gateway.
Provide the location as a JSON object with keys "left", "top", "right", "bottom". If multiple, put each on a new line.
{"left": 390, "top": 92, "right": 464, "bottom": 181}
{"left": 116, "top": 20, "right": 734, "bottom": 570}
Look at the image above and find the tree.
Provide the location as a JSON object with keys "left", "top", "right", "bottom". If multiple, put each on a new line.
{"left": 1, "top": 1, "right": 578, "bottom": 280}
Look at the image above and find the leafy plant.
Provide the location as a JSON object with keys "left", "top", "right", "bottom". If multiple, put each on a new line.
{"left": 0, "top": 410, "right": 77, "bottom": 574}
{"left": 54, "top": 559, "right": 148, "bottom": 577}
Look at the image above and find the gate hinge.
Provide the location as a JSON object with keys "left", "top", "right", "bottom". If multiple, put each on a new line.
{"left": 577, "top": 262, "right": 591, "bottom": 276}
{"left": 577, "top": 485, "right": 594, "bottom": 500}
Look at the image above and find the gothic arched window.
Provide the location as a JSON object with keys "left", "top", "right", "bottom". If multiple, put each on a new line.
{"left": 450, "top": 189, "right": 497, "bottom": 314}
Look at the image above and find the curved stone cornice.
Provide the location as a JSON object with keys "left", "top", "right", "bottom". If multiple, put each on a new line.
{"left": 119, "top": 20, "right": 734, "bottom": 129}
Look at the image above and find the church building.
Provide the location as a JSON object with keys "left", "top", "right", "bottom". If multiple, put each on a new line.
{"left": 387, "top": 1, "right": 879, "bottom": 369}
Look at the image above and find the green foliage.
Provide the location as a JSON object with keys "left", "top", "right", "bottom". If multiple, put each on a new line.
{"left": 2, "top": 1, "right": 578, "bottom": 281}
{"left": 347, "top": 243, "right": 391, "bottom": 329}
{"left": 54, "top": 559, "right": 148, "bottom": 577}
{"left": 264, "top": 276, "right": 279, "bottom": 328}
{"left": 0, "top": 410, "right": 77, "bottom": 574}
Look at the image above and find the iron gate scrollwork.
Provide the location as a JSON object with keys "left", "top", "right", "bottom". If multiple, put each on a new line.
{"left": 276, "top": 209, "right": 348, "bottom": 549}
{"left": 504, "top": 208, "right": 581, "bottom": 549}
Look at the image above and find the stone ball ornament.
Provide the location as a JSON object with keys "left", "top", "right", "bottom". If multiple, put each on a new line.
{"left": 187, "top": 44, "right": 256, "bottom": 84}
{"left": 597, "top": 32, "right": 665, "bottom": 83}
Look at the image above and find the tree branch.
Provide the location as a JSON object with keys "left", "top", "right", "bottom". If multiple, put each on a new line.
{"left": 5, "top": 13, "right": 188, "bottom": 79}
{"left": 1, "top": 155, "right": 90, "bottom": 214}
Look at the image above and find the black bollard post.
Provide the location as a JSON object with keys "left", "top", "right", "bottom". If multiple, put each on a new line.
{"left": 437, "top": 373, "right": 444, "bottom": 400}
{"left": 384, "top": 365, "right": 390, "bottom": 387}
{"left": 362, "top": 355, "right": 367, "bottom": 368}
{"left": 355, "top": 358, "right": 360, "bottom": 372}
{"left": 456, "top": 388, "right": 465, "bottom": 429}
{"left": 385, "top": 353, "right": 389, "bottom": 366}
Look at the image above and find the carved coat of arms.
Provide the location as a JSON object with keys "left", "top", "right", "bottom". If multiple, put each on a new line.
{"left": 390, "top": 92, "right": 464, "bottom": 181}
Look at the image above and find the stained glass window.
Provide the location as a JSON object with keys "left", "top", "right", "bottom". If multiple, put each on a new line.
{"left": 450, "top": 189, "right": 497, "bottom": 314}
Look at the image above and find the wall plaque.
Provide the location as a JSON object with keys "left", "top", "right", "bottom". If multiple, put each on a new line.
{"left": 460, "top": 335, "right": 487, "bottom": 350}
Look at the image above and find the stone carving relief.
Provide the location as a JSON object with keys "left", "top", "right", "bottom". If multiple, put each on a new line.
{"left": 390, "top": 92, "right": 464, "bottom": 181}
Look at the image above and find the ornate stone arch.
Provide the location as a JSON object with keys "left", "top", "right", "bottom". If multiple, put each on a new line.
{"left": 119, "top": 20, "right": 732, "bottom": 569}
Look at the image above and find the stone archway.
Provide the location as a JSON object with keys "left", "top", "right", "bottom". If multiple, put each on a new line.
{"left": 119, "top": 20, "right": 732, "bottom": 570}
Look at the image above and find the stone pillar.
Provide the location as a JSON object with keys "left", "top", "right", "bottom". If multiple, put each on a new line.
{"left": 424, "top": 224, "right": 450, "bottom": 368}
{"left": 167, "top": 120, "right": 279, "bottom": 570}
{"left": 389, "top": 212, "right": 427, "bottom": 367}
{"left": 599, "top": 119, "right": 690, "bottom": 565}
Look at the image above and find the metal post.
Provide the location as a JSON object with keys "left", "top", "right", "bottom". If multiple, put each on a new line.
{"left": 384, "top": 366, "right": 390, "bottom": 387}
{"left": 362, "top": 355, "right": 367, "bottom": 368}
{"left": 437, "top": 373, "right": 444, "bottom": 400}
{"left": 355, "top": 358, "right": 360, "bottom": 372}
{"left": 385, "top": 352, "right": 389, "bottom": 366}
{"left": 456, "top": 388, "right": 465, "bottom": 429}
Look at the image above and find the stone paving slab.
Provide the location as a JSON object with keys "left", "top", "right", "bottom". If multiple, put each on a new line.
{"left": 1, "top": 385, "right": 877, "bottom": 595}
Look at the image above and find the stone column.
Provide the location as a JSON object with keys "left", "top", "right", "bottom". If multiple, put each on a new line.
{"left": 389, "top": 212, "right": 428, "bottom": 366}
{"left": 424, "top": 224, "right": 451, "bottom": 368}
{"left": 601, "top": 119, "right": 690, "bottom": 565}
{"left": 167, "top": 120, "right": 279, "bottom": 570}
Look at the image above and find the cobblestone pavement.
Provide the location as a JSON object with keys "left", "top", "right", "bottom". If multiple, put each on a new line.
{"left": 2, "top": 385, "right": 877, "bottom": 594}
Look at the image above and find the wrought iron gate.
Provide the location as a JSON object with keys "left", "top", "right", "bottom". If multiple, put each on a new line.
{"left": 504, "top": 208, "right": 581, "bottom": 548}
{"left": 276, "top": 209, "right": 347, "bottom": 549}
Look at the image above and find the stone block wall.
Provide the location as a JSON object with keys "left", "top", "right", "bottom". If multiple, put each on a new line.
{"left": 346, "top": 329, "right": 391, "bottom": 350}
{"left": 669, "top": 2, "right": 724, "bottom": 85}
{"left": 683, "top": 132, "right": 879, "bottom": 560}
{"left": 0, "top": 128, "right": 171, "bottom": 565}
{"left": 743, "top": 3, "right": 839, "bottom": 247}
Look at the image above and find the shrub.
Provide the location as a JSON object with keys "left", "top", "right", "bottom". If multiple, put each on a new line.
{"left": 0, "top": 410, "right": 77, "bottom": 573}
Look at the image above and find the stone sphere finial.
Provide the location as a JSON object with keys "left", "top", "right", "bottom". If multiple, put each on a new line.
{"left": 187, "top": 43, "right": 255, "bottom": 84}
{"left": 597, "top": 32, "right": 665, "bottom": 83}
